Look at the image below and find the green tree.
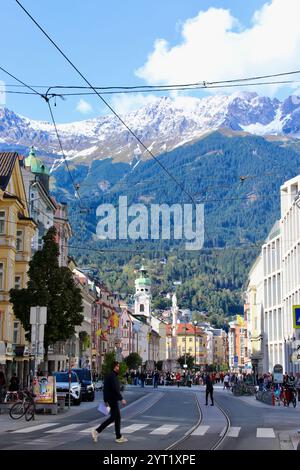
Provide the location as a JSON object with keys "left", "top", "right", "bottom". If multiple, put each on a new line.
{"left": 124, "top": 352, "right": 142, "bottom": 370}
{"left": 101, "top": 351, "right": 127, "bottom": 384}
{"left": 10, "top": 227, "right": 84, "bottom": 371}
{"left": 177, "top": 353, "right": 194, "bottom": 369}
{"left": 101, "top": 352, "right": 116, "bottom": 376}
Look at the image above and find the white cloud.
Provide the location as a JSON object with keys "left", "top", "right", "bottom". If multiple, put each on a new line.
{"left": 110, "top": 93, "right": 159, "bottom": 115}
{"left": 76, "top": 99, "right": 93, "bottom": 114}
{"left": 136, "top": 0, "right": 300, "bottom": 95}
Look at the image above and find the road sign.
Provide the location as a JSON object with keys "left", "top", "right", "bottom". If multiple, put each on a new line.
{"left": 292, "top": 305, "right": 300, "bottom": 329}
{"left": 273, "top": 364, "right": 283, "bottom": 383}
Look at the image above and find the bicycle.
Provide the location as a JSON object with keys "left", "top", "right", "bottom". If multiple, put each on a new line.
{"left": 9, "top": 389, "right": 36, "bottom": 421}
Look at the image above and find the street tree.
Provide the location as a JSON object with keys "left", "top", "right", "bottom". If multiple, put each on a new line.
{"left": 102, "top": 351, "right": 127, "bottom": 384}
{"left": 124, "top": 352, "right": 142, "bottom": 370}
{"left": 10, "top": 227, "right": 84, "bottom": 372}
{"left": 177, "top": 353, "right": 194, "bottom": 369}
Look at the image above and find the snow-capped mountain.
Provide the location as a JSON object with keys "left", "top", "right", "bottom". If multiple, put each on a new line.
{"left": 1, "top": 91, "right": 300, "bottom": 168}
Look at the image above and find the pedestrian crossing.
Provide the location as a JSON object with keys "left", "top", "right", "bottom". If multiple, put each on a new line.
{"left": 10, "top": 422, "right": 279, "bottom": 439}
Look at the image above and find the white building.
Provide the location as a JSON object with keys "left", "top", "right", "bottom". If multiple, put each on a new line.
{"left": 280, "top": 175, "right": 300, "bottom": 374}
{"left": 262, "top": 221, "right": 282, "bottom": 372}
{"left": 248, "top": 174, "right": 300, "bottom": 375}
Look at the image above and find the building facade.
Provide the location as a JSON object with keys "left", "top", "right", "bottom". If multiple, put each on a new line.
{"left": 0, "top": 152, "right": 36, "bottom": 385}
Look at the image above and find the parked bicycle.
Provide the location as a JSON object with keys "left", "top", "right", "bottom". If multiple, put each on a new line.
{"left": 9, "top": 389, "right": 36, "bottom": 421}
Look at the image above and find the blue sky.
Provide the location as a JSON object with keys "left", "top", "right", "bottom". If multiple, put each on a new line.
{"left": 1, "top": 0, "right": 299, "bottom": 122}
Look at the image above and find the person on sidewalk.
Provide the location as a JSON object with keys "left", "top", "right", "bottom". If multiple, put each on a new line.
{"left": 295, "top": 373, "right": 300, "bottom": 402}
{"left": 91, "top": 361, "right": 127, "bottom": 444}
{"left": 176, "top": 372, "right": 181, "bottom": 388}
{"left": 205, "top": 373, "right": 214, "bottom": 406}
{"left": 0, "top": 371, "right": 6, "bottom": 402}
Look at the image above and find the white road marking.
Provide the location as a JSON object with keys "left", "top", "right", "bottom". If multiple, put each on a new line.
{"left": 46, "top": 423, "right": 83, "bottom": 433}
{"left": 121, "top": 423, "right": 149, "bottom": 434}
{"left": 150, "top": 424, "right": 178, "bottom": 435}
{"left": 13, "top": 423, "right": 59, "bottom": 433}
{"left": 191, "top": 425, "right": 210, "bottom": 436}
{"left": 227, "top": 427, "right": 241, "bottom": 437}
{"left": 256, "top": 428, "right": 276, "bottom": 438}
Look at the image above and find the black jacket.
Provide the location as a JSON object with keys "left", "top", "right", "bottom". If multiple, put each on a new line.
{"left": 205, "top": 376, "right": 214, "bottom": 391}
{"left": 103, "top": 371, "right": 123, "bottom": 403}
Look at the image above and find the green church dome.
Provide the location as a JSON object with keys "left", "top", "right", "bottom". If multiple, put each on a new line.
{"left": 135, "top": 265, "right": 151, "bottom": 287}
{"left": 25, "top": 147, "right": 50, "bottom": 175}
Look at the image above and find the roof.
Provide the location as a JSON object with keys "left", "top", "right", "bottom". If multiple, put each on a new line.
{"left": 166, "top": 323, "right": 204, "bottom": 335}
{"left": 0, "top": 152, "right": 19, "bottom": 191}
{"left": 24, "top": 147, "right": 50, "bottom": 176}
{"left": 135, "top": 277, "right": 151, "bottom": 286}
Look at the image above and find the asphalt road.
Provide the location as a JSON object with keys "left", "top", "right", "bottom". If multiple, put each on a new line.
{"left": 0, "top": 385, "right": 299, "bottom": 450}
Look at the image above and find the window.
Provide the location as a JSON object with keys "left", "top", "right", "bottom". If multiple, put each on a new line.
{"left": 13, "top": 321, "right": 19, "bottom": 344}
{"left": 0, "top": 263, "right": 3, "bottom": 290}
{"left": 0, "top": 211, "right": 5, "bottom": 234}
{"left": 15, "top": 275, "right": 21, "bottom": 289}
{"left": 140, "top": 304, "right": 145, "bottom": 312}
{"left": 189, "top": 337, "right": 193, "bottom": 342}
{"left": 16, "top": 230, "right": 23, "bottom": 251}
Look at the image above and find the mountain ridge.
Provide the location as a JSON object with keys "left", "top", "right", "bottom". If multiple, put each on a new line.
{"left": 1, "top": 92, "right": 300, "bottom": 170}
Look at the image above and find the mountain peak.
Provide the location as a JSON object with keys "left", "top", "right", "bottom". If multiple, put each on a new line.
{"left": 1, "top": 92, "right": 300, "bottom": 165}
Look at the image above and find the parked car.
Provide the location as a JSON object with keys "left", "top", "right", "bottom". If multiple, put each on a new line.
{"left": 94, "top": 379, "right": 103, "bottom": 392}
{"left": 72, "top": 368, "right": 95, "bottom": 402}
{"left": 52, "top": 371, "right": 82, "bottom": 406}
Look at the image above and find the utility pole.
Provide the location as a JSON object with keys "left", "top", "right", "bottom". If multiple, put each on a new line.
{"left": 184, "top": 318, "right": 187, "bottom": 367}
{"left": 30, "top": 306, "right": 47, "bottom": 381}
{"left": 68, "top": 338, "right": 71, "bottom": 410}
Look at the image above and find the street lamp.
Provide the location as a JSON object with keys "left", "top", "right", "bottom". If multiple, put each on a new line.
{"left": 193, "top": 320, "right": 198, "bottom": 368}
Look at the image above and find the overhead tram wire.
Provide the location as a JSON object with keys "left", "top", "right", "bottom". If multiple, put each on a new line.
{"left": 3, "top": 79, "right": 300, "bottom": 97}
{"left": 15, "top": 0, "right": 199, "bottom": 209}
{"left": 2, "top": 63, "right": 300, "bottom": 91}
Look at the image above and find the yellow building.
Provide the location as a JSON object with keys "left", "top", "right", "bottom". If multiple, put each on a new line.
{"left": 166, "top": 323, "right": 207, "bottom": 365}
{"left": 0, "top": 152, "right": 36, "bottom": 385}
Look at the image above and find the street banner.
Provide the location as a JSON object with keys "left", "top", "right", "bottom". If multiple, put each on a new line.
{"left": 33, "top": 376, "right": 57, "bottom": 404}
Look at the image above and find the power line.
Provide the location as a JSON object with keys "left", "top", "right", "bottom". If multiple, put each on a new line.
{"left": 46, "top": 99, "right": 82, "bottom": 204}
{"left": 2, "top": 79, "right": 300, "bottom": 97}
{"left": 15, "top": 0, "right": 198, "bottom": 208}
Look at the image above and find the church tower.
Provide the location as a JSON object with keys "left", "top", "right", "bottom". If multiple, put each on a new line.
{"left": 134, "top": 266, "right": 151, "bottom": 320}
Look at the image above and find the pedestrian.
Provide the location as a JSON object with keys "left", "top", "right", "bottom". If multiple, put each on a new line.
{"left": 140, "top": 371, "right": 146, "bottom": 388}
{"left": 9, "top": 373, "right": 19, "bottom": 392}
{"left": 296, "top": 373, "right": 300, "bottom": 402}
{"left": 91, "top": 361, "right": 128, "bottom": 444}
{"left": 176, "top": 371, "right": 181, "bottom": 388}
{"left": 205, "top": 374, "right": 214, "bottom": 406}
{"left": 153, "top": 371, "right": 159, "bottom": 388}
{"left": 0, "top": 371, "right": 6, "bottom": 402}
{"left": 223, "top": 373, "right": 229, "bottom": 390}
